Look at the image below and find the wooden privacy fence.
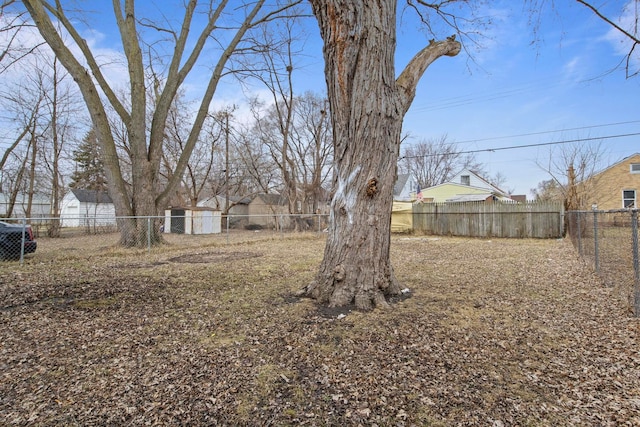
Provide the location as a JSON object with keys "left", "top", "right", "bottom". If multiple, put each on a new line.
{"left": 411, "top": 201, "right": 564, "bottom": 238}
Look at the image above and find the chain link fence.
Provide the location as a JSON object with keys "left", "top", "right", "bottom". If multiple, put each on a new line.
{"left": 1, "top": 213, "right": 330, "bottom": 265}
{"left": 0, "top": 218, "right": 37, "bottom": 263}
{"left": 566, "top": 209, "right": 640, "bottom": 316}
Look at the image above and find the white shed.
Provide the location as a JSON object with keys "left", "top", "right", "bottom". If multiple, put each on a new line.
{"left": 164, "top": 207, "right": 221, "bottom": 235}
{"left": 60, "top": 189, "right": 116, "bottom": 227}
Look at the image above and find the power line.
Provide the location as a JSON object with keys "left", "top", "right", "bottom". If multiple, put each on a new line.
{"left": 399, "top": 132, "right": 640, "bottom": 160}
{"left": 408, "top": 70, "right": 617, "bottom": 114}
{"left": 450, "top": 120, "right": 640, "bottom": 145}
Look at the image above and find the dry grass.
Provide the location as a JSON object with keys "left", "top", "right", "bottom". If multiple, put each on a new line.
{"left": 1, "top": 233, "right": 639, "bottom": 426}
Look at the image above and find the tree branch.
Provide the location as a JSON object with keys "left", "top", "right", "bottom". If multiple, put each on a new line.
{"left": 157, "top": 0, "right": 267, "bottom": 207}
{"left": 576, "top": 0, "right": 640, "bottom": 45}
{"left": 396, "top": 36, "right": 461, "bottom": 113}
{"left": 41, "top": 1, "right": 130, "bottom": 123}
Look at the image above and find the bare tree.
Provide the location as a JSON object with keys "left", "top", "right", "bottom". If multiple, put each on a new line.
{"left": 159, "top": 94, "right": 226, "bottom": 208}
{"left": 233, "top": 127, "right": 281, "bottom": 197}
{"left": 253, "top": 92, "right": 333, "bottom": 214}
{"left": 1, "top": 46, "right": 83, "bottom": 228}
{"left": 2, "top": 118, "right": 39, "bottom": 218}
{"left": 399, "top": 135, "right": 482, "bottom": 189}
{"left": 531, "top": 179, "right": 564, "bottom": 201}
{"left": 246, "top": 10, "right": 303, "bottom": 219}
{"left": 536, "top": 141, "right": 609, "bottom": 210}
{"left": 296, "top": 1, "right": 489, "bottom": 310}
{"left": 19, "top": 0, "right": 300, "bottom": 246}
{"left": 289, "top": 92, "right": 333, "bottom": 214}
{"left": 39, "top": 57, "right": 83, "bottom": 235}
{"left": 0, "top": 1, "right": 45, "bottom": 74}
{"left": 0, "top": 58, "right": 47, "bottom": 217}
{"left": 487, "top": 172, "right": 515, "bottom": 195}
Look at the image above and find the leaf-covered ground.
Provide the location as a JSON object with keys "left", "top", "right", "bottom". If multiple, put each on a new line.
{"left": 1, "top": 235, "right": 639, "bottom": 425}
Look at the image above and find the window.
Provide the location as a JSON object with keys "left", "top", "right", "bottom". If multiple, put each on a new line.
{"left": 461, "top": 175, "right": 470, "bottom": 186}
{"left": 631, "top": 164, "right": 640, "bottom": 174}
{"left": 623, "top": 190, "right": 636, "bottom": 208}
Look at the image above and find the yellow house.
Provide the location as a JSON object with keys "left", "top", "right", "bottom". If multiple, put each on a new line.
{"left": 581, "top": 153, "right": 640, "bottom": 210}
{"left": 417, "top": 169, "right": 513, "bottom": 203}
{"left": 418, "top": 182, "right": 499, "bottom": 203}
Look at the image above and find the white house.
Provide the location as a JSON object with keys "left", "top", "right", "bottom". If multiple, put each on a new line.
{"left": 0, "top": 193, "right": 51, "bottom": 218}
{"left": 60, "top": 189, "right": 116, "bottom": 227}
{"left": 394, "top": 173, "right": 419, "bottom": 201}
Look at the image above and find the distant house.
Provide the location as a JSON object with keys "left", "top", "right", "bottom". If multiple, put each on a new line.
{"left": 200, "top": 192, "right": 329, "bottom": 229}
{"left": 197, "top": 195, "right": 251, "bottom": 216}
{"left": 394, "top": 173, "right": 419, "bottom": 201}
{"left": 60, "top": 189, "right": 116, "bottom": 227}
{"left": 418, "top": 169, "right": 513, "bottom": 203}
{"left": 580, "top": 153, "right": 640, "bottom": 210}
{"left": 0, "top": 193, "right": 50, "bottom": 218}
{"left": 247, "top": 193, "right": 289, "bottom": 228}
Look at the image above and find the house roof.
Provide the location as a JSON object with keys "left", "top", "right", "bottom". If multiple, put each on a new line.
{"left": 394, "top": 174, "right": 410, "bottom": 197}
{"left": 452, "top": 168, "right": 508, "bottom": 196}
{"left": 421, "top": 181, "right": 498, "bottom": 194}
{"left": 229, "top": 195, "right": 252, "bottom": 205}
{"left": 70, "top": 188, "right": 113, "bottom": 204}
{"left": 591, "top": 152, "right": 640, "bottom": 178}
{"left": 254, "top": 193, "right": 288, "bottom": 206}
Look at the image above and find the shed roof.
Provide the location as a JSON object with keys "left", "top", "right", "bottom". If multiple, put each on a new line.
{"left": 70, "top": 189, "right": 113, "bottom": 204}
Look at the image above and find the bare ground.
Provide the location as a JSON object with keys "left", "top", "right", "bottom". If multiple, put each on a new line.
{"left": 1, "top": 234, "right": 639, "bottom": 426}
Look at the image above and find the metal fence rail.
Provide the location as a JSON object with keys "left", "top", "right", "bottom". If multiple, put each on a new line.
{"left": 0, "top": 214, "right": 331, "bottom": 265}
{"left": 566, "top": 209, "right": 640, "bottom": 316}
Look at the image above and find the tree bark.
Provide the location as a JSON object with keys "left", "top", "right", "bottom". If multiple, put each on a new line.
{"left": 299, "top": 0, "right": 460, "bottom": 310}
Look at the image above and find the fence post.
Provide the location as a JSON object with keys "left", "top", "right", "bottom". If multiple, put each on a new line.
{"left": 147, "top": 217, "right": 152, "bottom": 254}
{"left": 632, "top": 210, "right": 639, "bottom": 317}
{"left": 592, "top": 208, "right": 599, "bottom": 273}
{"left": 280, "top": 215, "right": 284, "bottom": 238}
{"left": 576, "top": 211, "right": 583, "bottom": 256}
{"left": 20, "top": 217, "right": 27, "bottom": 265}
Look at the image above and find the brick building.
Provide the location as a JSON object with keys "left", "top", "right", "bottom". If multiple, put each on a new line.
{"left": 581, "top": 153, "right": 640, "bottom": 210}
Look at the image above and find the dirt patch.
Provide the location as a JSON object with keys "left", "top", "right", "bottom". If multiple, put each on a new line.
{"left": 168, "top": 250, "right": 263, "bottom": 264}
{"left": 316, "top": 303, "right": 355, "bottom": 319}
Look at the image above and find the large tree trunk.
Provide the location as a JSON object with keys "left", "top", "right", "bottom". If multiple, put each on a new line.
{"left": 300, "top": 0, "right": 460, "bottom": 310}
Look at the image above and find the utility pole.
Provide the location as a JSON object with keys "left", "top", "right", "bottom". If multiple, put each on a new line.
{"left": 224, "top": 111, "right": 229, "bottom": 218}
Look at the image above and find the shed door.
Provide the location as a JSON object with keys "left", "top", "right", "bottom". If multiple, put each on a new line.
{"left": 170, "top": 209, "right": 185, "bottom": 233}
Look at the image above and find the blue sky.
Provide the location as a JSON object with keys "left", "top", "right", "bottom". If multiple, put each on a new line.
{"left": 289, "top": 1, "right": 640, "bottom": 196}
{"left": 3, "top": 1, "right": 638, "bottom": 198}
